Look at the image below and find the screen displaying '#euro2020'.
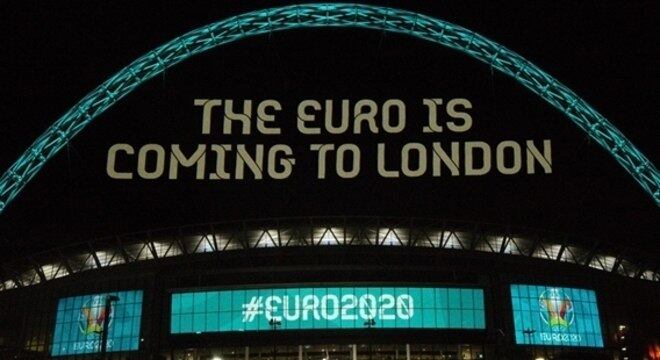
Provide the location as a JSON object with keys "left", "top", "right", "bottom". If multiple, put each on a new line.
{"left": 510, "top": 284, "right": 604, "bottom": 347}
{"left": 170, "top": 286, "right": 485, "bottom": 333}
{"left": 51, "top": 290, "right": 143, "bottom": 356}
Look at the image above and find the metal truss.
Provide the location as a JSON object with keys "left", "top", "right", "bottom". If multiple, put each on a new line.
{"left": 0, "top": 3, "right": 658, "bottom": 213}
{"left": 0, "top": 217, "right": 657, "bottom": 291}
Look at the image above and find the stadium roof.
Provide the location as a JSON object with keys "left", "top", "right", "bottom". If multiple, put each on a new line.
{"left": 1, "top": 217, "right": 657, "bottom": 292}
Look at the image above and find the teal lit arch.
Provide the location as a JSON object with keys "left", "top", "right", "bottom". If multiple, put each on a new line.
{"left": 1, "top": 3, "right": 658, "bottom": 212}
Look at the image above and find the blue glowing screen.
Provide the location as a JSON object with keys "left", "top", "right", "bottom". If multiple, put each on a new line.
{"left": 171, "top": 286, "right": 485, "bottom": 333}
{"left": 510, "top": 284, "right": 603, "bottom": 347}
{"left": 51, "top": 290, "right": 143, "bottom": 356}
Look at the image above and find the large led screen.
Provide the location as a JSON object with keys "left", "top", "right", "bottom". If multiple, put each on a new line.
{"left": 510, "top": 284, "right": 603, "bottom": 347}
{"left": 170, "top": 286, "right": 485, "bottom": 333}
{"left": 51, "top": 290, "right": 143, "bottom": 356}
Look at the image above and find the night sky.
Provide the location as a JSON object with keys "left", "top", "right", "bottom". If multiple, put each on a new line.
{"left": 0, "top": 1, "right": 657, "bottom": 262}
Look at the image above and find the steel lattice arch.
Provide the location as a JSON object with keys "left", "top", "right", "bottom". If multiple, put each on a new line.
{"left": 0, "top": 3, "right": 658, "bottom": 213}
{"left": 0, "top": 217, "right": 658, "bottom": 291}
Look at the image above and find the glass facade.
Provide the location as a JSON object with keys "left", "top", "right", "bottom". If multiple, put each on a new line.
{"left": 51, "top": 290, "right": 144, "bottom": 356}
{"left": 165, "top": 344, "right": 487, "bottom": 360}
{"left": 2, "top": 243, "right": 652, "bottom": 360}
{"left": 171, "top": 286, "right": 485, "bottom": 333}
{"left": 510, "top": 284, "right": 604, "bottom": 347}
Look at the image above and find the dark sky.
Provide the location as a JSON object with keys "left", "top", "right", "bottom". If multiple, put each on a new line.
{"left": 0, "top": 0, "right": 657, "bottom": 260}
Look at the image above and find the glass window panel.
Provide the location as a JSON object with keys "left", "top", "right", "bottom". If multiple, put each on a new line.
{"left": 448, "top": 289, "right": 461, "bottom": 309}
{"left": 421, "top": 308, "right": 436, "bottom": 328}
{"left": 180, "top": 293, "right": 193, "bottom": 314}
{"left": 206, "top": 292, "right": 219, "bottom": 313}
{"left": 168, "top": 286, "right": 486, "bottom": 333}
{"left": 171, "top": 294, "right": 181, "bottom": 314}
{"left": 460, "top": 289, "right": 473, "bottom": 309}
{"left": 435, "top": 288, "right": 448, "bottom": 308}
{"left": 509, "top": 284, "right": 603, "bottom": 348}
{"left": 51, "top": 290, "right": 143, "bottom": 356}
{"left": 219, "top": 291, "right": 232, "bottom": 312}
{"left": 219, "top": 311, "right": 232, "bottom": 331}
{"left": 193, "top": 292, "right": 206, "bottom": 314}
{"left": 461, "top": 309, "right": 474, "bottom": 328}
{"left": 180, "top": 313, "right": 193, "bottom": 333}
{"left": 473, "top": 289, "right": 484, "bottom": 309}
{"left": 193, "top": 313, "right": 206, "bottom": 332}
{"left": 474, "top": 309, "right": 485, "bottom": 329}
{"left": 435, "top": 307, "right": 449, "bottom": 328}
{"left": 449, "top": 309, "right": 462, "bottom": 328}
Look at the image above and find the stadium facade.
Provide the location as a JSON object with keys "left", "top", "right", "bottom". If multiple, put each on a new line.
{"left": 0, "top": 217, "right": 658, "bottom": 359}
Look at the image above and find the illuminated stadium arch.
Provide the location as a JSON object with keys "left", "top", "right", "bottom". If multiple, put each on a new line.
{"left": 0, "top": 2, "right": 658, "bottom": 212}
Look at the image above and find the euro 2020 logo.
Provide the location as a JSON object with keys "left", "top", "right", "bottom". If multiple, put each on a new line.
{"left": 78, "top": 295, "right": 113, "bottom": 336}
{"left": 538, "top": 288, "right": 574, "bottom": 330}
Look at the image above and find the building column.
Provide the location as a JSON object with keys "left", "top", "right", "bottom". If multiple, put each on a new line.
{"left": 406, "top": 344, "right": 410, "bottom": 360}
{"left": 352, "top": 344, "right": 357, "bottom": 360}
{"left": 245, "top": 346, "right": 250, "bottom": 360}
